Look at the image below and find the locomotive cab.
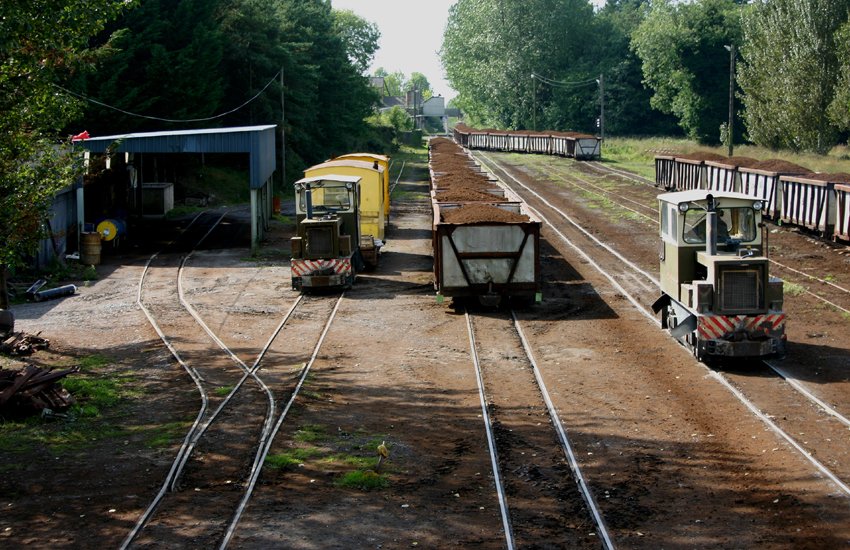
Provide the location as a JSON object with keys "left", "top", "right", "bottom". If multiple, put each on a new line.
{"left": 653, "top": 190, "right": 786, "bottom": 360}
{"left": 290, "top": 175, "right": 364, "bottom": 291}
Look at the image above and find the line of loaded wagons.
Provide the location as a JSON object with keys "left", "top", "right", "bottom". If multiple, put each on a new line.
{"left": 656, "top": 153, "right": 850, "bottom": 242}
{"left": 452, "top": 123, "right": 602, "bottom": 160}
{"left": 429, "top": 137, "right": 542, "bottom": 306}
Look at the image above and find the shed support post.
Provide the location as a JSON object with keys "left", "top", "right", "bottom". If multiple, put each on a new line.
{"left": 251, "top": 188, "right": 258, "bottom": 252}
{"left": 76, "top": 180, "right": 84, "bottom": 253}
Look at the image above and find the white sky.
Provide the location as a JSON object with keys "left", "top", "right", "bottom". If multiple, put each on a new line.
{"left": 331, "top": 0, "right": 458, "bottom": 100}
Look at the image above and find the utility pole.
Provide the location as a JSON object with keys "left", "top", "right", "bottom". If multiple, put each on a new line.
{"left": 531, "top": 74, "right": 536, "bottom": 131}
{"left": 725, "top": 44, "right": 736, "bottom": 157}
{"left": 598, "top": 74, "right": 605, "bottom": 141}
{"left": 284, "top": 65, "right": 286, "bottom": 205}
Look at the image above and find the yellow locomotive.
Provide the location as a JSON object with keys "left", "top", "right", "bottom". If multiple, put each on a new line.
{"left": 652, "top": 190, "right": 786, "bottom": 360}
{"left": 289, "top": 154, "right": 388, "bottom": 291}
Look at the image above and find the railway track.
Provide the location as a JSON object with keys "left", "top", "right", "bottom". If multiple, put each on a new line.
{"left": 475, "top": 151, "right": 850, "bottom": 503}
{"left": 122, "top": 210, "right": 344, "bottom": 548}
{"left": 463, "top": 306, "right": 612, "bottom": 548}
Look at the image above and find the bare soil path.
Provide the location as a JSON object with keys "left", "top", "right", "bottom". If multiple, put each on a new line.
{"left": 3, "top": 149, "right": 850, "bottom": 548}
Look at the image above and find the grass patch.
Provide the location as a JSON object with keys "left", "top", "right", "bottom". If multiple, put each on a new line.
{"left": 213, "top": 386, "right": 234, "bottom": 397}
{"left": 266, "top": 447, "right": 324, "bottom": 470}
{"left": 335, "top": 469, "right": 389, "bottom": 490}
{"left": 294, "top": 424, "right": 327, "bottom": 443}
{"left": 264, "top": 428, "right": 393, "bottom": 490}
{"left": 62, "top": 355, "right": 133, "bottom": 418}
{"left": 165, "top": 205, "right": 205, "bottom": 219}
{"left": 783, "top": 281, "right": 807, "bottom": 297}
{"left": 77, "top": 354, "right": 110, "bottom": 370}
{"left": 299, "top": 389, "right": 324, "bottom": 400}
{"left": 0, "top": 418, "right": 40, "bottom": 453}
{"left": 143, "top": 420, "right": 193, "bottom": 448}
{"left": 326, "top": 454, "right": 377, "bottom": 469}
{"left": 0, "top": 353, "right": 143, "bottom": 455}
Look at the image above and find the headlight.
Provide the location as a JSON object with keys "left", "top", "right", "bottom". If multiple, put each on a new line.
{"left": 346, "top": 182, "right": 353, "bottom": 190}
{"left": 678, "top": 202, "right": 690, "bottom": 213}
{"left": 752, "top": 201, "right": 763, "bottom": 211}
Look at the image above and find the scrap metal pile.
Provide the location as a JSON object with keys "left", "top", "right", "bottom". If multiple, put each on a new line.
{"left": 0, "top": 363, "right": 78, "bottom": 417}
{"left": 1, "top": 328, "right": 77, "bottom": 417}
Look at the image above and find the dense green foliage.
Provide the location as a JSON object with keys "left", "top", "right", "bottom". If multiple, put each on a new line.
{"left": 333, "top": 8, "right": 381, "bottom": 75}
{"left": 631, "top": 0, "right": 741, "bottom": 144}
{"left": 373, "top": 68, "right": 432, "bottom": 99}
{"left": 70, "top": 0, "right": 380, "bottom": 183}
{"left": 831, "top": 20, "right": 850, "bottom": 132}
{"left": 442, "top": 0, "right": 597, "bottom": 131}
{"left": 441, "top": 0, "right": 681, "bottom": 135}
{"left": 441, "top": 0, "right": 850, "bottom": 153}
{"left": 0, "top": 0, "right": 131, "bottom": 307}
{"left": 739, "top": 0, "right": 850, "bottom": 153}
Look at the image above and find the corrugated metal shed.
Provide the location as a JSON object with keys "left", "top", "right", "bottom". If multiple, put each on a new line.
{"left": 78, "top": 125, "right": 277, "bottom": 250}
{"left": 79, "top": 125, "right": 276, "bottom": 189}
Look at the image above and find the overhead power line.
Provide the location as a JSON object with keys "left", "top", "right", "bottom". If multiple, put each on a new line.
{"left": 531, "top": 72, "right": 598, "bottom": 89}
{"left": 53, "top": 70, "right": 282, "bottom": 123}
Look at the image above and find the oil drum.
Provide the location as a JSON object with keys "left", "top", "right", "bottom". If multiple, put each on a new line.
{"left": 80, "top": 232, "right": 101, "bottom": 265}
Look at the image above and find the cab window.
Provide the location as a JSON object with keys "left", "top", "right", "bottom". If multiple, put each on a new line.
{"left": 683, "top": 207, "right": 757, "bottom": 244}
{"left": 299, "top": 186, "right": 352, "bottom": 212}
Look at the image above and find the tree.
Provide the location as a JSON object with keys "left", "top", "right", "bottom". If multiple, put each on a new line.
{"left": 591, "top": 0, "right": 679, "bottom": 136}
{"left": 442, "top": 0, "right": 595, "bottom": 130}
{"left": 374, "top": 68, "right": 406, "bottom": 97}
{"left": 72, "top": 0, "right": 227, "bottom": 135}
{"left": 739, "top": 0, "right": 850, "bottom": 152}
{"left": 0, "top": 0, "right": 129, "bottom": 308}
{"left": 72, "top": 0, "right": 379, "bottom": 185}
{"left": 407, "top": 72, "right": 433, "bottom": 100}
{"left": 333, "top": 9, "right": 381, "bottom": 75}
{"left": 631, "top": 0, "right": 742, "bottom": 144}
{"left": 830, "top": 20, "right": 850, "bottom": 131}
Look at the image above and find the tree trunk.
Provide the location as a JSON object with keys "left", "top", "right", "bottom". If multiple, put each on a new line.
{"left": 0, "top": 264, "right": 9, "bottom": 310}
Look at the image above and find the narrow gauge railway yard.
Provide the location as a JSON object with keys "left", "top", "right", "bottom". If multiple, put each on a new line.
{"left": 4, "top": 145, "right": 850, "bottom": 548}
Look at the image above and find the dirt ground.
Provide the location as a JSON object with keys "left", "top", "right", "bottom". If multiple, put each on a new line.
{"left": 3, "top": 150, "right": 850, "bottom": 548}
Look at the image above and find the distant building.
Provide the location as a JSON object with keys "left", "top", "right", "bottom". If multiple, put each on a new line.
{"left": 422, "top": 96, "right": 445, "bottom": 117}
{"left": 370, "top": 78, "right": 458, "bottom": 133}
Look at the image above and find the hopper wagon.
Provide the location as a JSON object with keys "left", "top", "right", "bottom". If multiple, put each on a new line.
{"left": 429, "top": 136, "right": 541, "bottom": 306}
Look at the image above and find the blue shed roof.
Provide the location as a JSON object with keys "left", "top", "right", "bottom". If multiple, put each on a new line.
{"left": 79, "top": 125, "right": 277, "bottom": 189}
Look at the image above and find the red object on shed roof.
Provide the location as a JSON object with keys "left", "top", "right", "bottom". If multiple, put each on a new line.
{"left": 71, "top": 130, "right": 90, "bottom": 142}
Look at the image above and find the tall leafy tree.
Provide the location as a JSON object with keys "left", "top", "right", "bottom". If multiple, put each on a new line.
{"left": 591, "top": 0, "right": 679, "bottom": 136}
{"left": 442, "top": 0, "right": 595, "bottom": 130}
{"left": 631, "top": 0, "right": 742, "bottom": 144}
{"left": 830, "top": 20, "right": 850, "bottom": 131}
{"left": 374, "top": 68, "right": 406, "bottom": 97}
{"left": 407, "top": 72, "right": 433, "bottom": 100}
{"left": 73, "top": 0, "right": 227, "bottom": 135}
{"left": 739, "top": 0, "right": 850, "bottom": 152}
{"left": 0, "top": 0, "right": 129, "bottom": 308}
{"left": 333, "top": 8, "right": 381, "bottom": 75}
{"left": 71, "top": 0, "right": 378, "bottom": 185}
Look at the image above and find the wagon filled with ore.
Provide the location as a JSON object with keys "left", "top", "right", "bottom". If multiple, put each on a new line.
{"left": 429, "top": 138, "right": 541, "bottom": 305}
